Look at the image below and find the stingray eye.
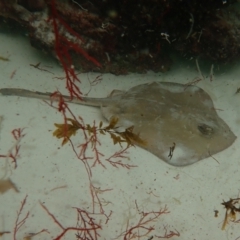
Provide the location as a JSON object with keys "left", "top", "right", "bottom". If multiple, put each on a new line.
{"left": 198, "top": 123, "right": 214, "bottom": 136}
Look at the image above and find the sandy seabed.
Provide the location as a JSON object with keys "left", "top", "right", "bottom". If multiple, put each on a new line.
{"left": 0, "top": 30, "right": 239, "bottom": 240}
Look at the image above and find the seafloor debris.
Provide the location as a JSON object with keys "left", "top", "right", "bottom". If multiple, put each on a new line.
{"left": 0, "top": 178, "right": 19, "bottom": 194}
{"left": 221, "top": 198, "right": 240, "bottom": 230}
{"left": 0, "top": 0, "right": 240, "bottom": 74}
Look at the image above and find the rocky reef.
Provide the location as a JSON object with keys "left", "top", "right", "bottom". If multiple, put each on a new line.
{"left": 0, "top": 0, "right": 239, "bottom": 74}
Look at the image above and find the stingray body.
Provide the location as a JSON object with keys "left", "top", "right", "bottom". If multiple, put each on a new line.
{"left": 0, "top": 82, "right": 236, "bottom": 166}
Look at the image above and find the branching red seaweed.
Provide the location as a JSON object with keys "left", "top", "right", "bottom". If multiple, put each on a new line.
{"left": 40, "top": 202, "right": 101, "bottom": 240}
{"left": 13, "top": 195, "right": 29, "bottom": 240}
{"left": 105, "top": 146, "right": 138, "bottom": 169}
{"left": 0, "top": 128, "right": 26, "bottom": 168}
{"left": 118, "top": 201, "right": 180, "bottom": 240}
{"left": 48, "top": 0, "right": 101, "bottom": 100}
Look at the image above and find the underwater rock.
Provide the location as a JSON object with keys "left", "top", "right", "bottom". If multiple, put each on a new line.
{"left": 0, "top": 0, "right": 239, "bottom": 73}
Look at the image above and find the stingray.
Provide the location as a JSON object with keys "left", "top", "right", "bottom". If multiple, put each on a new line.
{"left": 0, "top": 82, "right": 236, "bottom": 166}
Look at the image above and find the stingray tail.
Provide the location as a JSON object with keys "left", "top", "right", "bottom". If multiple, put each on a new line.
{"left": 0, "top": 88, "right": 104, "bottom": 107}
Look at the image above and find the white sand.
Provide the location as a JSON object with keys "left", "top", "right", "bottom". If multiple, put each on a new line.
{"left": 0, "top": 30, "right": 239, "bottom": 240}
